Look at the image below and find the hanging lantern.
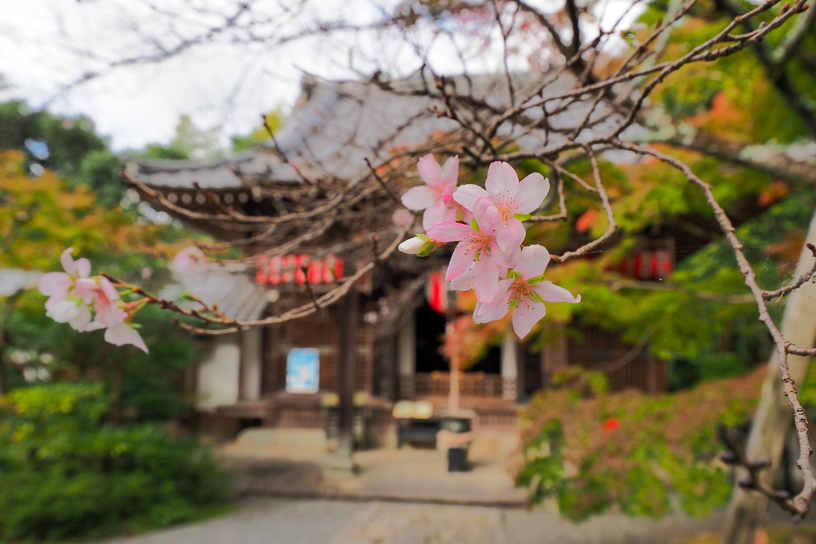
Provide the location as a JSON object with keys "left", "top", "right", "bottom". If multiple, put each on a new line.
{"left": 427, "top": 271, "right": 447, "bottom": 315}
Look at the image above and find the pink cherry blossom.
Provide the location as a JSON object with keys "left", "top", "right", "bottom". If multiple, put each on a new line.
{"left": 401, "top": 154, "right": 461, "bottom": 230}
{"left": 427, "top": 197, "right": 519, "bottom": 304}
{"left": 39, "top": 248, "right": 98, "bottom": 331}
{"left": 391, "top": 208, "right": 414, "bottom": 228}
{"left": 453, "top": 162, "right": 549, "bottom": 254}
{"left": 86, "top": 277, "right": 149, "bottom": 353}
{"left": 171, "top": 246, "right": 206, "bottom": 274}
{"left": 473, "top": 245, "right": 580, "bottom": 339}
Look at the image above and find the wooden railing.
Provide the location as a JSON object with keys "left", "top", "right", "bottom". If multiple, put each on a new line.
{"left": 411, "top": 372, "right": 507, "bottom": 398}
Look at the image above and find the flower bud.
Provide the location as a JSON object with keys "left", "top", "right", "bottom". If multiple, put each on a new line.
{"left": 399, "top": 237, "right": 426, "bottom": 255}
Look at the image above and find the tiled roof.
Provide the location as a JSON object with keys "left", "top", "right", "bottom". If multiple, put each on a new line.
{"left": 161, "top": 263, "right": 268, "bottom": 322}
{"left": 128, "top": 71, "right": 643, "bottom": 190}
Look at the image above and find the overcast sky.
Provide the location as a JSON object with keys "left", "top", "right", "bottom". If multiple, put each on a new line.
{"left": 0, "top": 0, "right": 640, "bottom": 153}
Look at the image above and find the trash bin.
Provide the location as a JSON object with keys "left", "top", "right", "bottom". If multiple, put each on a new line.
{"left": 448, "top": 447, "right": 468, "bottom": 472}
{"left": 438, "top": 413, "right": 475, "bottom": 472}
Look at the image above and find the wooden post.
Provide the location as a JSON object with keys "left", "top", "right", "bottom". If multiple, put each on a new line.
{"left": 336, "top": 288, "right": 360, "bottom": 466}
{"left": 501, "top": 332, "right": 519, "bottom": 400}
{"left": 721, "top": 211, "right": 816, "bottom": 544}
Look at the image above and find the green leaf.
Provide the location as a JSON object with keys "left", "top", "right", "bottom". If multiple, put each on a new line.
{"left": 513, "top": 213, "right": 532, "bottom": 221}
{"left": 527, "top": 274, "right": 547, "bottom": 284}
{"left": 416, "top": 241, "right": 439, "bottom": 257}
{"left": 471, "top": 219, "right": 481, "bottom": 233}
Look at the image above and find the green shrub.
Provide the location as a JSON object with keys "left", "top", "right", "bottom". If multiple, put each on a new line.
{"left": 517, "top": 367, "right": 761, "bottom": 520}
{"left": 0, "top": 382, "right": 230, "bottom": 541}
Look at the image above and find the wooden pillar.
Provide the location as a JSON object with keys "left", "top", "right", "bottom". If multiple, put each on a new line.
{"left": 262, "top": 323, "right": 282, "bottom": 396}
{"left": 517, "top": 342, "right": 527, "bottom": 399}
{"left": 397, "top": 309, "right": 416, "bottom": 399}
{"left": 337, "top": 288, "right": 360, "bottom": 457}
{"left": 381, "top": 334, "right": 396, "bottom": 401}
{"left": 501, "top": 333, "right": 518, "bottom": 400}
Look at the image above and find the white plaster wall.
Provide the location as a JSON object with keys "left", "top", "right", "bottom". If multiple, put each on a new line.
{"left": 196, "top": 333, "right": 241, "bottom": 410}
{"left": 241, "top": 327, "right": 263, "bottom": 401}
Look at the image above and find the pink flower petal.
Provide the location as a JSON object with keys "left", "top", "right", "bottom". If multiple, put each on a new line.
{"left": 422, "top": 200, "right": 457, "bottom": 231}
{"left": 427, "top": 221, "right": 472, "bottom": 243}
{"left": 172, "top": 246, "right": 206, "bottom": 274}
{"left": 445, "top": 242, "right": 477, "bottom": 282}
{"left": 46, "top": 299, "right": 92, "bottom": 332}
{"left": 401, "top": 185, "right": 436, "bottom": 210}
{"left": 450, "top": 264, "right": 476, "bottom": 292}
{"left": 490, "top": 238, "right": 521, "bottom": 269}
{"left": 485, "top": 162, "right": 519, "bottom": 204}
{"left": 85, "top": 320, "right": 106, "bottom": 332}
{"left": 98, "top": 277, "right": 120, "bottom": 303}
{"left": 531, "top": 281, "right": 581, "bottom": 304}
{"left": 441, "top": 155, "right": 459, "bottom": 188}
{"left": 474, "top": 280, "right": 514, "bottom": 323}
{"left": 453, "top": 184, "right": 489, "bottom": 212}
{"left": 94, "top": 294, "right": 126, "bottom": 328}
{"left": 73, "top": 258, "right": 92, "bottom": 279}
{"left": 512, "top": 295, "right": 547, "bottom": 339}
{"left": 513, "top": 173, "right": 550, "bottom": 215}
{"left": 473, "top": 197, "right": 498, "bottom": 233}
{"left": 392, "top": 209, "right": 414, "bottom": 228}
{"left": 60, "top": 248, "right": 77, "bottom": 276}
{"left": 74, "top": 278, "right": 100, "bottom": 304}
{"left": 417, "top": 154, "right": 444, "bottom": 188}
{"left": 495, "top": 219, "right": 526, "bottom": 253}
{"left": 39, "top": 272, "right": 71, "bottom": 297}
{"left": 473, "top": 254, "right": 502, "bottom": 304}
{"left": 514, "top": 244, "right": 550, "bottom": 281}
{"left": 68, "top": 305, "right": 92, "bottom": 332}
{"left": 105, "top": 323, "right": 149, "bottom": 353}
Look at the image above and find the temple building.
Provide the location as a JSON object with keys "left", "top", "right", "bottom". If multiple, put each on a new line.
{"left": 128, "top": 72, "right": 669, "bottom": 440}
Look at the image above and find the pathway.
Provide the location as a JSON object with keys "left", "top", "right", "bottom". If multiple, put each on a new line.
{"left": 103, "top": 498, "right": 724, "bottom": 544}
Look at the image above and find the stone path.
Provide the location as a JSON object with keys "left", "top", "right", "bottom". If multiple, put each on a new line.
{"left": 102, "top": 498, "right": 724, "bottom": 544}
{"left": 328, "top": 503, "right": 504, "bottom": 544}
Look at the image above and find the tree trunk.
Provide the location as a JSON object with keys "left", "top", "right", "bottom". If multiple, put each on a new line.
{"left": 720, "top": 211, "right": 816, "bottom": 544}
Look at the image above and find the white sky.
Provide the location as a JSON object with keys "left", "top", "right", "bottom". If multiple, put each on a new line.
{"left": 0, "top": 0, "right": 641, "bottom": 152}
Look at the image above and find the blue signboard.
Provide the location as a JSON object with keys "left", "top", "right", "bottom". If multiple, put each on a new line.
{"left": 286, "top": 348, "right": 320, "bottom": 393}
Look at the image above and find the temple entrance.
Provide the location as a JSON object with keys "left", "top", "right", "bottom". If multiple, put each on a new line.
{"left": 414, "top": 302, "right": 447, "bottom": 374}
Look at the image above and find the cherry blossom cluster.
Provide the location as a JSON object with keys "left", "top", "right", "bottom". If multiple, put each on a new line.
{"left": 39, "top": 248, "right": 149, "bottom": 352}
{"left": 399, "top": 155, "right": 581, "bottom": 339}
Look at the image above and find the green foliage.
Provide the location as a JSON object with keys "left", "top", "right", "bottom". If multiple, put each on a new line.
{"left": 6, "top": 297, "right": 199, "bottom": 421}
{"left": 534, "top": 188, "right": 814, "bottom": 392}
{"left": 0, "top": 383, "right": 230, "bottom": 541}
{"left": 140, "top": 115, "right": 224, "bottom": 161}
{"left": 517, "top": 367, "right": 761, "bottom": 520}
{"left": 0, "top": 101, "right": 125, "bottom": 207}
{"left": 0, "top": 150, "right": 200, "bottom": 420}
